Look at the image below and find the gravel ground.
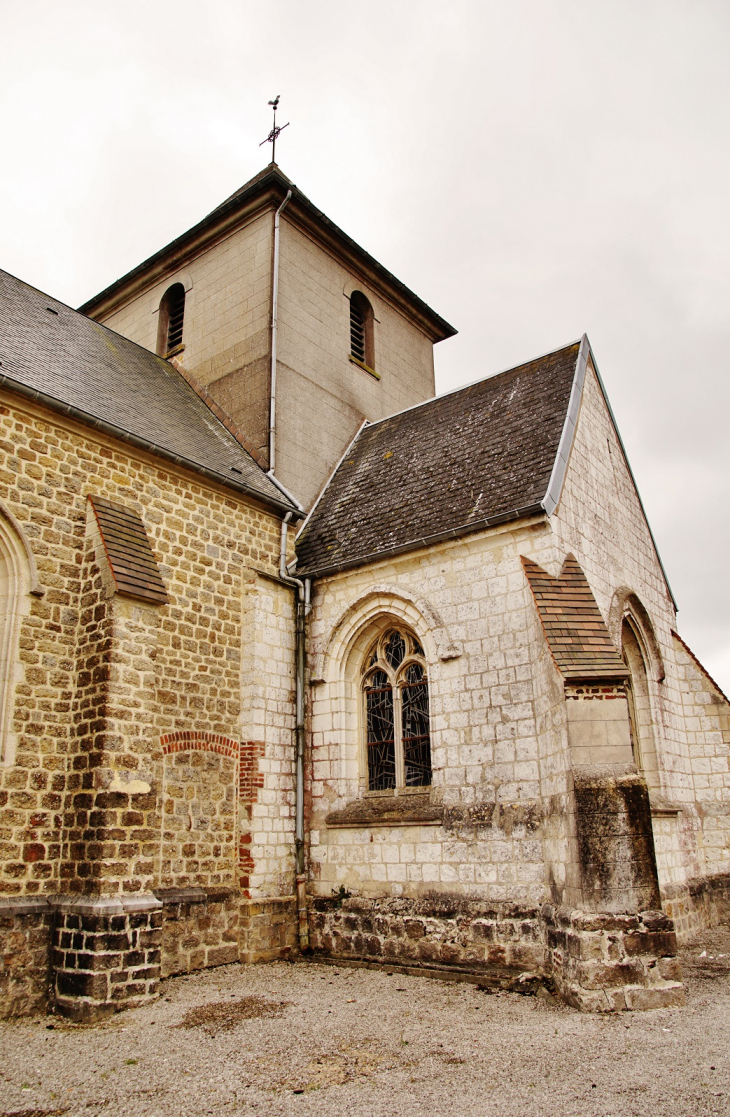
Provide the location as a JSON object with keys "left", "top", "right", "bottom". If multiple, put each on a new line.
{"left": 1, "top": 927, "right": 729, "bottom": 1117}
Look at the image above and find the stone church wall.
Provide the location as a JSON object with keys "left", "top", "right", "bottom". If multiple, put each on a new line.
{"left": 549, "top": 358, "right": 730, "bottom": 903}
{"left": 306, "top": 516, "right": 559, "bottom": 906}
{"left": 97, "top": 211, "right": 275, "bottom": 463}
{"left": 275, "top": 220, "right": 437, "bottom": 507}
{"left": 0, "top": 392, "right": 299, "bottom": 1017}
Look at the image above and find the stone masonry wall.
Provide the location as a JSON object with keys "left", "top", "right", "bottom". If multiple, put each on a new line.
{"left": 550, "top": 358, "right": 724, "bottom": 889}
{"left": 97, "top": 212, "right": 274, "bottom": 464}
{"left": 307, "top": 518, "right": 559, "bottom": 905}
{"left": 275, "top": 220, "right": 437, "bottom": 508}
{"left": 156, "top": 886, "right": 239, "bottom": 977}
{"left": 0, "top": 391, "right": 293, "bottom": 900}
{"left": 0, "top": 897, "right": 53, "bottom": 1018}
{"left": 309, "top": 896, "right": 684, "bottom": 1012}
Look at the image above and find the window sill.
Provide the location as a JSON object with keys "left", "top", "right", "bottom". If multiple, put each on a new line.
{"left": 164, "top": 343, "right": 186, "bottom": 359}
{"left": 349, "top": 354, "right": 380, "bottom": 380}
{"left": 325, "top": 792, "right": 441, "bottom": 829}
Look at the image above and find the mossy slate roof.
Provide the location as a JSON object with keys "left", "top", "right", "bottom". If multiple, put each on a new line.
{"left": 0, "top": 268, "right": 297, "bottom": 514}
{"left": 296, "top": 341, "right": 580, "bottom": 576}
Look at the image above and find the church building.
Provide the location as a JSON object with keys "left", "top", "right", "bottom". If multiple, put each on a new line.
{"left": 0, "top": 163, "right": 728, "bottom": 1020}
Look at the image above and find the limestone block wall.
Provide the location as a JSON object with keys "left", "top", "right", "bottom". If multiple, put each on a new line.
{"left": 306, "top": 518, "right": 560, "bottom": 906}
{"left": 275, "top": 220, "right": 437, "bottom": 507}
{"left": 550, "top": 358, "right": 730, "bottom": 890}
{"left": 239, "top": 571, "right": 298, "bottom": 899}
{"left": 95, "top": 212, "right": 274, "bottom": 463}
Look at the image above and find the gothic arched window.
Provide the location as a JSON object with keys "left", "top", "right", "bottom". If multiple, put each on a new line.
{"left": 362, "top": 628, "right": 431, "bottom": 790}
{"left": 349, "top": 291, "right": 375, "bottom": 374}
{"left": 622, "top": 615, "right": 660, "bottom": 792}
{"left": 157, "top": 283, "right": 186, "bottom": 358}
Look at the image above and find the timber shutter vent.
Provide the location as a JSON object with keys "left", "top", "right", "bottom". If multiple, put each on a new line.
{"left": 88, "top": 495, "right": 169, "bottom": 605}
{"left": 349, "top": 290, "right": 374, "bottom": 371}
{"left": 350, "top": 296, "right": 366, "bottom": 362}
{"left": 165, "top": 284, "right": 185, "bottom": 352}
{"left": 158, "top": 283, "right": 186, "bottom": 357}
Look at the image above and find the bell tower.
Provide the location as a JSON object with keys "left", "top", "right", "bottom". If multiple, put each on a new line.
{"left": 80, "top": 165, "right": 456, "bottom": 509}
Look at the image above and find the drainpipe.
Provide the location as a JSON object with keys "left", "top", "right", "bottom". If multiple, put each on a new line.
{"left": 267, "top": 188, "right": 293, "bottom": 478}
{"left": 278, "top": 512, "right": 311, "bottom": 950}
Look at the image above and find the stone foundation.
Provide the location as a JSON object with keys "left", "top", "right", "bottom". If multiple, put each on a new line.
{"left": 52, "top": 895, "right": 162, "bottom": 1023}
{"left": 156, "top": 886, "right": 239, "bottom": 977}
{"left": 0, "top": 898, "right": 54, "bottom": 1018}
{"left": 542, "top": 905, "right": 685, "bottom": 1011}
{"left": 309, "top": 895, "right": 686, "bottom": 1011}
{"left": 663, "top": 872, "right": 730, "bottom": 942}
{"left": 239, "top": 895, "right": 298, "bottom": 963}
{"left": 309, "top": 896, "right": 545, "bottom": 975}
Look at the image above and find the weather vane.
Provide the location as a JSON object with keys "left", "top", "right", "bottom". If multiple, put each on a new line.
{"left": 260, "top": 95, "right": 289, "bottom": 164}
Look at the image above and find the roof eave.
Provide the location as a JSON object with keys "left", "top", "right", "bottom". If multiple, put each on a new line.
{"left": 298, "top": 503, "right": 546, "bottom": 579}
{"left": 0, "top": 372, "right": 303, "bottom": 519}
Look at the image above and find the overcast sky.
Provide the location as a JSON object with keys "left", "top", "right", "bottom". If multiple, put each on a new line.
{"left": 1, "top": 0, "right": 729, "bottom": 689}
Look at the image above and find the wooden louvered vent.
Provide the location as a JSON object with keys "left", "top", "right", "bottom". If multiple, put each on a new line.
{"left": 350, "top": 296, "right": 366, "bottom": 362}
{"left": 166, "top": 285, "right": 185, "bottom": 353}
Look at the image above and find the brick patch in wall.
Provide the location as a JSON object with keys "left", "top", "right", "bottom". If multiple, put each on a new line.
{"left": 239, "top": 741, "right": 265, "bottom": 897}
{"left": 160, "top": 731, "right": 239, "bottom": 759}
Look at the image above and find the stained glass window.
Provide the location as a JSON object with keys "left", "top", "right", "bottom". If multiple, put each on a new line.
{"left": 364, "top": 670, "right": 396, "bottom": 790}
{"left": 363, "top": 629, "right": 431, "bottom": 791}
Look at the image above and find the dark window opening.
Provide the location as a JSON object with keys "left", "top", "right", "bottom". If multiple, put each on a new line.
{"left": 157, "top": 283, "right": 186, "bottom": 357}
{"left": 349, "top": 291, "right": 375, "bottom": 372}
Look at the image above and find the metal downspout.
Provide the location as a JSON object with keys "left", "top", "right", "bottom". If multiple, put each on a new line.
{"left": 278, "top": 512, "right": 311, "bottom": 950}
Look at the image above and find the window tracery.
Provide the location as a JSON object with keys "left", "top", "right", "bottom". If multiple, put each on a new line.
{"left": 362, "top": 628, "right": 431, "bottom": 791}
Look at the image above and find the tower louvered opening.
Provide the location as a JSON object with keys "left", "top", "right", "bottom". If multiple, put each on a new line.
{"left": 349, "top": 291, "right": 374, "bottom": 370}
{"left": 164, "top": 284, "right": 186, "bottom": 353}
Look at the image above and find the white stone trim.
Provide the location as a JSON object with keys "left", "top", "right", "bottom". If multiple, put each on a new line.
{"left": 311, "top": 584, "right": 462, "bottom": 685}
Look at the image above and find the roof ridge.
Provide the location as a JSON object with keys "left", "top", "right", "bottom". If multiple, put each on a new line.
{"left": 362, "top": 338, "right": 583, "bottom": 435}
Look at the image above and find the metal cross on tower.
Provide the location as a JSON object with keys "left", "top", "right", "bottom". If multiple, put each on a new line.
{"left": 260, "top": 95, "right": 289, "bottom": 164}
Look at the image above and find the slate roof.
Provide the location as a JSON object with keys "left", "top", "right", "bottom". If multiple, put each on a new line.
{"left": 296, "top": 341, "right": 581, "bottom": 576}
{"left": 522, "top": 554, "right": 629, "bottom": 682}
{"left": 0, "top": 269, "right": 298, "bottom": 515}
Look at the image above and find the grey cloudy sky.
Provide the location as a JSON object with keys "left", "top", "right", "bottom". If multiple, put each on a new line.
{"left": 1, "top": 0, "right": 728, "bottom": 688}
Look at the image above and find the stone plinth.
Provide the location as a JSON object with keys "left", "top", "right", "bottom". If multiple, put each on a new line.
{"left": 52, "top": 895, "right": 162, "bottom": 1023}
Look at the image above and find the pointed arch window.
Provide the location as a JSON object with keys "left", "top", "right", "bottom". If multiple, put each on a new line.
{"left": 349, "top": 291, "right": 376, "bottom": 376}
{"left": 362, "top": 629, "right": 431, "bottom": 790}
{"left": 622, "top": 615, "right": 660, "bottom": 792}
{"left": 157, "top": 283, "right": 186, "bottom": 358}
